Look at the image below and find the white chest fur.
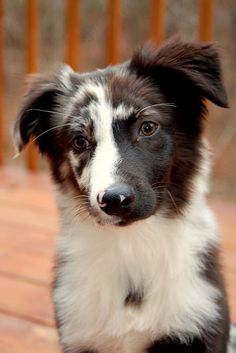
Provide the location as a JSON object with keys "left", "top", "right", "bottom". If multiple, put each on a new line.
{"left": 53, "top": 194, "right": 220, "bottom": 353}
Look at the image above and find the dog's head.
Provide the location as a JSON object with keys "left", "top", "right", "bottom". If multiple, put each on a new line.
{"left": 14, "top": 39, "right": 228, "bottom": 226}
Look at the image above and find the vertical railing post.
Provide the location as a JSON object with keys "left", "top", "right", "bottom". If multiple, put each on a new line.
{"left": 150, "top": 0, "right": 166, "bottom": 45}
{"left": 0, "top": 0, "right": 3, "bottom": 166}
{"left": 106, "top": 0, "right": 121, "bottom": 65}
{"left": 26, "top": 0, "right": 39, "bottom": 171}
{"left": 66, "top": 0, "right": 79, "bottom": 70}
{"left": 198, "top": 0, "right": 215, "bottom": 42}
{"left": 198, "top": 0, "right": 215, "bottom": 118}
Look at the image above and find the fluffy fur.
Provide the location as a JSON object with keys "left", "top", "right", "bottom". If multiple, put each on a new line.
{"left": 14, "top": 38, "right": 230, "bottom": 353}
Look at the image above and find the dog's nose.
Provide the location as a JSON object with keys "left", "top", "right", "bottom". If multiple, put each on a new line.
{"left": 97, "top": 184, "right": 135, "bottom": 216}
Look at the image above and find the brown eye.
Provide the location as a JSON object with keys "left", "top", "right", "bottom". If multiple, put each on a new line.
{"left": 139, "top": 121, "right": 159, "bottom": 137}
{"left": 73, "top": 136, "right": 90, "bottom": 151}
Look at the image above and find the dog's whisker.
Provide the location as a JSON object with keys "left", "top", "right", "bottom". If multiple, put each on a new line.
{"left": 71, "top": 195, "right": 89, "bottom": 201}
{"left": 152, "top": 186, "right": 167, "bottom": 190}
{"left": 151, "top": 182, "right": 180, "bottom": 188}
{"left": 152, "top": 190, "right": 168, "bottom": 195}
{"left": 75, "top": 205, "right": 89, "bottom": 212}
{"left": 71, "top": 207, "right": 91, "bottom": 223}
{"left": 70, "top": 198, "right": 89, "bottom": 205}
{"left": 74, "top": 204, "right": 89, "bottom": 209}
{"left": 22, "top": 123, "right": 75, "bottom": 150}
{"left": 26, "top": 108, "right": 80, "bottom": 121}
{"left": 12, "top": 152, "right": 21, "bottom": 160}
{"left": 136, "top": 103, "right": 176, "bottom": 116}
{"left": 166, "top": 189, "right": 180, "bottom": 214}
{"left": 70, "top": 210, "right": 89, "bottom": 223}
{"left": 71, "top": 204, "right": 89, "bottom": 212}
{"left": 80, "top": 213, "right": 92, "bottom": 224}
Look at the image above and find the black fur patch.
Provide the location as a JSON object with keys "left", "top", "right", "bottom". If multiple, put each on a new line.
{"left": 125, "top": 288, "right": 144, "bottom": 306}
{"left": 147, "top": 337, "right": 206, "bottom": 353}
{"left": 147, "top": 329, "right": 229, "bottom": 353}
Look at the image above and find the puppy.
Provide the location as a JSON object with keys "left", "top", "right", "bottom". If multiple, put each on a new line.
{"left": 14, "top": 38, "right": 230, "bottom": 353}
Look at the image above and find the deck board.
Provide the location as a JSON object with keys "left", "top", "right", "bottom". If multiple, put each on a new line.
{"left": 0, "top": 244, "right": 52, "bottom": 284}
{"left": 0, "top": 167, "right": 235, "bottom": 351}
{"left": 0, "top": 275, "right": 54, "bottom": 326}
{"left": 0, "top": 313, "right": 61, "bottom": 353}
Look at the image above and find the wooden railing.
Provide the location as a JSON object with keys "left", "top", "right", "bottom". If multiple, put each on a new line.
{"left": 0, "top": 0, "right": 215, "bottom": 171}
{"left": 26, "top": 0, "right": 39, "bottom": 171}
{"left": 0, "top": 0, "right": 3, "bottom": 166}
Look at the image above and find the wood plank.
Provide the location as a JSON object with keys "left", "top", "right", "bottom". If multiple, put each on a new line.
{"left": 0, "top": 313, "right": 61, "bottom": 353}
{"left": 0, "top": 188, "right": 56, "bottom": 212}
{"left": 0, "top": 179, "right": 57, "bottom": 216}
{"left": 0, "top": 275, "right": 54, "bottom": 326}
{"left": 0, "top": 171, "right": 55, "bottom": 203}
{"left": 0, "top": 245, "right": 53, "bottom": 285}
{"left": 0, "top": 166, "right": 51, "bottom": 189}
{"left": 0, "top": 204, "right": 57, "bottom": 232}
{"left": 0, "top": 221, "right": 54, "bottom": 255}
{"left": 0, "top": 170, "right": 58, "bottom": 232}
{"left": 225, "top": 272, "right": 236, "bottom": 323}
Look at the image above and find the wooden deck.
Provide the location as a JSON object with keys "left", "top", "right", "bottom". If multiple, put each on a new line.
{"left": 0, "top": 167, "right": 235, "bottom": 353}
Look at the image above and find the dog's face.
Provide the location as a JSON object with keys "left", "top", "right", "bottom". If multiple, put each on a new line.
{"left": 14, "top": 39, "right": 228, "bottom": 226}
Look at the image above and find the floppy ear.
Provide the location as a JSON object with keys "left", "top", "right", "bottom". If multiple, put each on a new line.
{"left": 129, "top": 38, "right": 229, "bottom": 116}
{"left": 13, "top": 66, "right": 74, "bottom": 153}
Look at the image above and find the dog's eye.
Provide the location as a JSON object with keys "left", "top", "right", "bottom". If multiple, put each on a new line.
{"left": 139, "top": 122, "right": 159, "bottom": 137}
{"left": 73, "top": 136, "right": 90, "bottom": 151}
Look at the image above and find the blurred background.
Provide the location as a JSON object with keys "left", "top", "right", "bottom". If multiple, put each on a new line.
{"left": 2, "top": 0, "right": 236, "bottom": 200}
{"left": 0, "top": 2, "right": 235, "bottom": 352}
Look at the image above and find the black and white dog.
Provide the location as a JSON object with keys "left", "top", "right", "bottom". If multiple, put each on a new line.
{"left": 14, "top": 38, "right": 232, "bottom": 352}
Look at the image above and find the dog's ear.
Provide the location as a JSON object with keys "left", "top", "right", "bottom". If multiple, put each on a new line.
{"left": 129, "top": 38, "right": 229, "bottom": 111}
{"left": 13, "top": 65, "right": 74, "bottom": 153}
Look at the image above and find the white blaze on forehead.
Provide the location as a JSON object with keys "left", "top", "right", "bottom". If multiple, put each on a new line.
{"left": 76, "top": 81, "right": 121, "bottom": 209}
{"left": 113, "top": 103, "right": 135, "bottom": 120}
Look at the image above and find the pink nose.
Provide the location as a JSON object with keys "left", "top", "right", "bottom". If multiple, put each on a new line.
{"left": 97, "top": 190, "right": 107, "bottom": 208}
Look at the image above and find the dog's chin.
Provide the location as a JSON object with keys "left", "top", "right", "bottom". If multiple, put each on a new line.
{"left": 95, "top": 215, "right": 122, "bottom": 226}
{"left": 87, "top": 206, "right": 121, "bottom": 226}
{"left": 93, "top": 212, "right": 154, "bottom": 227}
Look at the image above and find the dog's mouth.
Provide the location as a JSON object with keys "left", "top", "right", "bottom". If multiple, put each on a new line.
{"left": 88, "top": 204, "right": 155, "bottom": 227}
{"left": 88, "top": 206, "right": 122, "bottom": 226}
{"left": 96, "top": 215, "right": 122, "bottom": 226}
